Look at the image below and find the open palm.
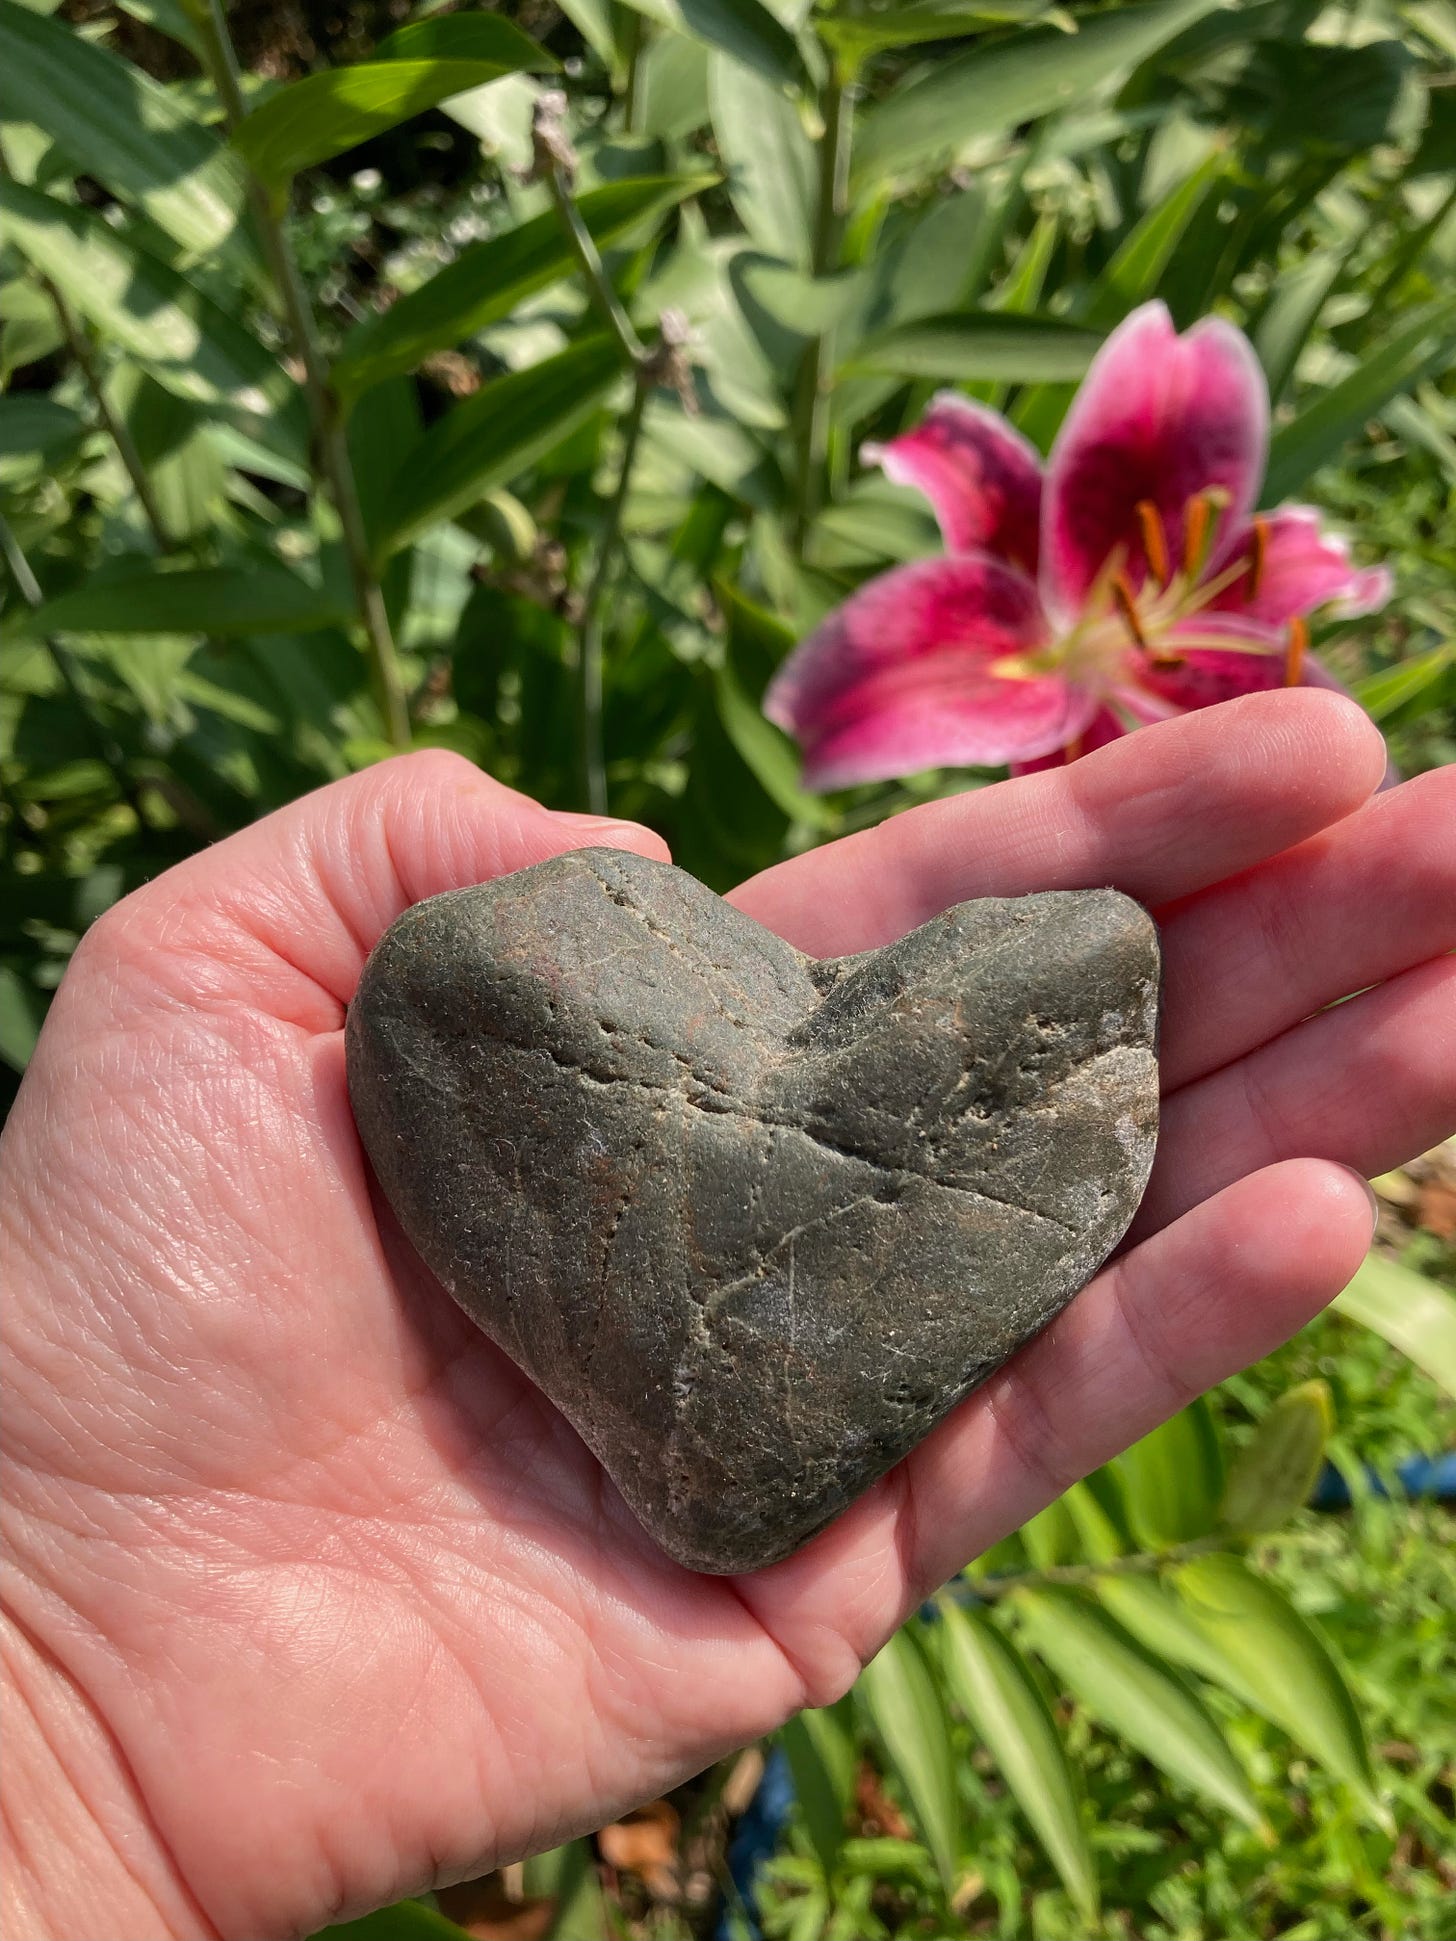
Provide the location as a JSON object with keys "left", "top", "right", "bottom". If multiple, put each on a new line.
{"left": 3, "top": 690, "right": 1452, "bottom": 1941}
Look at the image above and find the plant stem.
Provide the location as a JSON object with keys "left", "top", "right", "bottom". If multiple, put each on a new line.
{"left": 943, "top": 1534, "right": 1232, "bottom": 1603}
{"left": 576, "top": 381, "right": 648, "bottom": 814}
{"left": 546, "top": 164, "right": 648, "bottom": 368}
{"left": 0, "top": 514, "right": 152, "bottom": 828}
{"left": 192, "top": 0, "right": 411, "bottom": 751}
{"left": 791, "top": 70, "right": 852, "bottom": 554}
{"left": 57, "top": 292, "right": 174, "bottom": 549}
{"left": 621, "top": 7, "right": 644, "bottom": 135}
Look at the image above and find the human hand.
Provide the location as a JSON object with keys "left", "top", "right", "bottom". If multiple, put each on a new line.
{"left": 3, "top": 690, "right": 1451, "bottom": 1940}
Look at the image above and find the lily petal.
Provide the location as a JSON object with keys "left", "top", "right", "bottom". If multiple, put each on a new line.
{"left": 1211, "top": 506, "right": 1394, "bottom": 625}
{"left": 865, "top": 391, "right": 1043, "bottom": 573}
{"left": 764, "top": 555, "right": 1088, "bottom": 789}
{"left": 1136, "top": 612, "right": 1288, "bottom": 712}
{"left": 1042, "top": 301, "right": 1269, "bottom": 621}
{"left": 1010, "top": 705, "right": 1129, "bottom": 776}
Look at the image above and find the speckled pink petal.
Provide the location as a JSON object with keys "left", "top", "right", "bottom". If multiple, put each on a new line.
{"left": 1009, "top": 705, "right": 1129, "bottom": 776}
{"left": 1042, "top": 301, "right": 1269, "bottom": 622}
{"left": 1211, "top": 506, "right": 1393, "bottom": 625}
{"left": 763, "top": 554, "right": 1088, "bottom": 789}
{"left": 1136, "top": 611, "right": 1288, "bottom": 712}
{"left": 865, "top": 392, "right": 1044, "bottom": 574}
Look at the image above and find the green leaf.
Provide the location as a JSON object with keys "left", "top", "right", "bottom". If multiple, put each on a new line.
{"left": 708, "top": 54, "right": 815, "bottom": 267}
{"left": 554, "top": 0, "right": 619, "bottom": 70}
{"left": 1353, "top": 642, "right": 1456, "bottom": 724}
{"left": 1218, "top": 1381, "right": 1333, "bottom": 1537}
{"left": 853, "top": 0, "right": 1221, "bottom": 187}
{"left": 779, "top": 1702, "right": 855, "bottom": 1880}
{"left": 8, "top": 564, "right": 349, "bottom": 640}
{"left": 371, "top": 337, "right": 623, "bottom": 559}
{"left": 334, "top": 175, "right": 711, "bottom": 403}
{"left": 1171, "top": 1555, "right": 1388, "bottom": 1826}
{"left": 0, "top": 394, "right": 87, "bottom": 462}
{"left": 858, "top": 1625, "right": 961, "bottom": 1894}
{"left": 1014, "top": 149, "right": 1223, "bottom": 447}
{"left": 842, "top": 312, "right": 1102, "bottom": 382}
{"left": 713, "top": 663, "right": 834, "bottom": 825}
{"left": 1062, "top": 1469, "right": 1133, "bottom": 1563}
{"left": 938, "top": 1599, "right": 1098, "bottom": 1918}
{"left": 0, "top": 181, "right": 305, "bottom": 458}
{"left": 233, "top": 23, "right": 557, "bottom": 191}
{"left": 822, "top": 0, "right": 1072, "bottom": 70}
{"left": 1253, "top": 253, "right": 1345, "bottom": 407}
{"left": 0, "top": 0, "right": 250, "bottom": 269}
{"left": 0, "top": 963, "right": 46, "bottom": 1072}
{"left": 1333, "top": 1252, "right": 1456, "bottom": 1400}
{"left": 1263, "top": 299, "right": 1456, "bottom": 504}
{"left": 1014, "top": 1587, "right": 1264, "bottom": 1828}
{"left": 313, "top": 1898, "right": 472, "bottom": 1940}
{"left": 1091, "top": 1572, "right": 1264, "bottom": 1712}
{"left": 1116, "top": 1397, "right": 1224, "bottom": 1549}
{"left": 616, "top": 0, "right": 804, "bottom": 89}
{"left": 519, "top": 1837, "right": 609, "bottom": 1936}
{"left": 1020, "top": 1495, "right": 1078, "bottom": 1570}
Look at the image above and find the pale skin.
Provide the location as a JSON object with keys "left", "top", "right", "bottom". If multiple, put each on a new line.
{"left": 3, "top": 690, "right": 1454, "bottom": 1941}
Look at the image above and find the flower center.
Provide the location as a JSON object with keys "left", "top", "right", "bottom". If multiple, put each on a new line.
{"left": 996, "top": 493, "right": 1306, "bottom": 697}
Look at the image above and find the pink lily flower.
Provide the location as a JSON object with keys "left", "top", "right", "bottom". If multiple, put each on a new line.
{"left": 765, "top": 301, "right": 1390, "bottom": 788}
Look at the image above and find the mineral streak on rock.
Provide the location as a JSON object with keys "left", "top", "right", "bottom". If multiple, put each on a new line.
{"left": 346, "top": 850, "right": 1160, "bottom": 1575}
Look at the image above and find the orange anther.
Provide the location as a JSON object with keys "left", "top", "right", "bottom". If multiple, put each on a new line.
{"left": 1247, "top": 516, "right": 1270, "bottom": 600}
{"left": 1284, "top": 614, "right": 1308, "bottom": 687}
{"left": 1111, "top": 572, "right": 1148, "bottom": 649}
{"left": 1183, "top": 493, "right": 1212, "bottom": 579}
{"left": 1135, "top": 499, "right": 1168, "bottom": 584}
{"left": 1062, "top": 735, "right": 1085, "bottom": 764}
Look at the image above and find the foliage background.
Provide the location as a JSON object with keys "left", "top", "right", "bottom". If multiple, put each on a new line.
{"left": 0, "top": 0, "right": 1453, "bottom": 1934}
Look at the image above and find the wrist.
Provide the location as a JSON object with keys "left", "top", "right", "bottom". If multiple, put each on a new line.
{"left": 0, "top": 1608, "right": 215, "bottom": 1941}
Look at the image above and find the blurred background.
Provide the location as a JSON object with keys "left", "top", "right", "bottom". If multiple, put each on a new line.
{"left": 0, "top": 0, "right": 1452, "bottom": 1933}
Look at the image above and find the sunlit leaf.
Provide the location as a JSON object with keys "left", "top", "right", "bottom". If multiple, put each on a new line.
{"left": 233, "top": 20, "right": 557, "bottom": 191}
{"left": 371, "top": 338, "right": 623, "bottom": 558}
{"left": 853, "top": 0, "right": 1221, "bottom": 186}
{"left": 1333, "top": 1252, "right": 1456, "bottom": 1400}
{"left": 1116, "top": 1397, "right": 1224, "bottom": 1549}
{"left": 713, "top": 662, "right": 834, "bottom": 825}
{"left": 779, "top": 1701, "right": 855, "bottom": 1880}
{"left": 1353, "top": 642, "right": 1455, "bottom": 723}
{"left": 1014, "top": 1587, "right": 1264, "bottom": 1828}
{"left": 858, "top": 1625, "right": 962, "bottom": 1893}
{"left": 1172, "top": 1555, "right": 1388, "bottom": 1826}
{"left": 1218, "top": 1381, "right": 1333, "bottom": 1536}
{"left": 842, "top": 311, "right": 1101, "bottom": 381}
{"left": 1263, "top": 298, "right": 1456, "bottom": 503}
{"left": 7, "top": 563, "right": 350, "bottom": 640}
{"left": 708, "top": 54, "right": 815, "bottom": 267}
{"left": 0, "top": 181, "right": 305, "bottom": 458}
{"left": 822, "top": 0, "right": 1071, "bottom": 71}
{"left": 617, "top": 0, "right": 804, "bottom": 89}
{"left": 334, "top": 175, "right": 712, "bottom": 403}
{"left": 938, "top": 1599, "right": 1098, "bottom": 1919}
{"left": 0, "top": 0, "right": 250, "bottom": 269}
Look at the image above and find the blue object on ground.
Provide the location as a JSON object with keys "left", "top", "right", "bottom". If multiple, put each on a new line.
{"left": 715, "top": 1748, "right": 796, "bottom": 1941}
{"left": 1310, "top": 1451, "right": 1456, "bottom": 1509}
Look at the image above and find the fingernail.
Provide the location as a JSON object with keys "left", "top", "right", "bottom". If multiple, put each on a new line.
{"left": 1339, "top": 1164, "right": 1380, "bottom": 1236}
{"left": 552, "top": 813, "right": 670, "bottom": 859}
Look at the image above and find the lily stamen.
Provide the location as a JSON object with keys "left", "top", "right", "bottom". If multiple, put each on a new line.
{"left": 1112, "top": 572, "right": 1149, "bottom": 648}
{"left": 1247, "top": 516, "right": 1270, "bottom": 599}
{"left": 1285, "top": 614, "right": 1308, "bottom": 686}
{"left": 1135, "top": 500, "right": 1168, "bottom": 585}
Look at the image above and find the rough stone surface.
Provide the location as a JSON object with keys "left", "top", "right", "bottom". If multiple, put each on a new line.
{"left": 346, "top": 850, "right": 1160, "bottom": 1575}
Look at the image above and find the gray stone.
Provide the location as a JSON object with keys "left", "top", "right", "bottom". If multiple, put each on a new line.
{"left": 346, "top": 850, "right": 1159, "bottom": 1575}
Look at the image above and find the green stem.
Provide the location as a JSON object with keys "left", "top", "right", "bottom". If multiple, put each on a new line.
{"left": 57, "top": 290, "right": 173, "bottom": 549}
{"left": 0, "top": 514, "right": 152, "bottom": 829}
{"left": 192, "top": 0, "right": 410, "bottom": 751}
{"left": 577, "top": 381, "right": 648, "bottom": 815}
{"left": 943, "top": 1534, "right": 1232, "bottom": 1603}
{"left": 791, "top": 70, "right": 852, "bottom": 555}
{"left": 546, "top": 164, "right": 647, "bottom": 368}
{"left": 620, "top": 7, "right": 645, "bottom": 135}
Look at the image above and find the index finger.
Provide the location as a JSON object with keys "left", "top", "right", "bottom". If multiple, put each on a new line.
{"left": 729, "top": 690, "right": 1386, "bottom": 955}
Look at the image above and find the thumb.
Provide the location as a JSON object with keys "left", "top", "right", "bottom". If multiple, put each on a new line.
{"left": 91, "top": 751, "right": 670, "bottom": 1023}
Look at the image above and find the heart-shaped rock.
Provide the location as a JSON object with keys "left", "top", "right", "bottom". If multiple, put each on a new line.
{"left": 347, "top": 850, "right": 1159, "bottom": 1574}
